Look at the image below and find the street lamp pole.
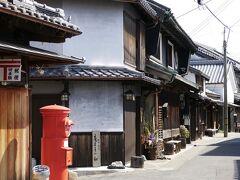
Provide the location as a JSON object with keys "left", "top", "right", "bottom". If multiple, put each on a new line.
{"left": 223, "top": 27, "right": 228, "bottom": 137}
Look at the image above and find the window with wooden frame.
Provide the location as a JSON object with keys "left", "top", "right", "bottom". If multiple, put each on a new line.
{"left": 167, "top": 41, "right": 175, "bottom": 69}
{"left": 124, "top": 12, "right": 137, "bottom": 67}
{"left": 196, "top": 75, "right": 204, "bottom": 92}
{"left": 154, "top": 33, "right": 163, "bottom": 64}
{"left": 174, "top": 51, "right": 178, "bottom": 71}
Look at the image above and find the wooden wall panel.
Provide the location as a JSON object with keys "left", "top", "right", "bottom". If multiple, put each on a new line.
{"left": 0, "top": 90, "right": 8, "bottom": 180}
{"left": 0, "top": 88, "right": 29, "bottom": 180}
{"left": 69, "top": 132, "right": 124, "bottom": 167}
{"left": 69, "top": 133, "right": 92, "bottom": 167}
{"left": 101, "top": 133, "right": 124, "bottom": 166}
{"left": 124, "top": 99, "right": 136, "bottom": 163}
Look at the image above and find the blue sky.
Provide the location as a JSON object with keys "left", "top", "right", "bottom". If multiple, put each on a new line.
{"left": 156, "top": 0, "right": 240, "bottom": 61}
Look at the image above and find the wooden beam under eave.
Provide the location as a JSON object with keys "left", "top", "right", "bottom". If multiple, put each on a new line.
{"left": 0, "top": 11, "right": 79, "bottom": 43}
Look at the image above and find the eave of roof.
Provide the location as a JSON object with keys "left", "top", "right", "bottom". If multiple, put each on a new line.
{"left": 113, "top": 0, "right": 157, "bottom": 21}
{"left": 147, "top": 0, "right": 197, "bottom": 52}
{"left": 146, "top": 58, "right": 199, "bottom": 91}
{"left": 195, "top": 42, "right": 238, "bottom": 65}
{"left": 189, "top": 66, "right": 210, "bottom": 80}
{"left": 146, "top": 58, "right": 174, "bottom": 82}
{"left": 0, "top": 41, "right": 84, "bottom": 65}
{"left": 29, "top": 65, "right": 161, "bottom": 85}
{"left": 201, "top": 94, "right": 223, "bottom": 106}
{"left": 0, "top": 1, "right": 81, "bottom": 36}
{"left": 205, "top": 89, "right": 221, "bottom": 99}
{"left": 234, "top": 93, "right": 240, "bottom": 101}
{"left": 174, "top": 74, "right": 200, "bottom": 91}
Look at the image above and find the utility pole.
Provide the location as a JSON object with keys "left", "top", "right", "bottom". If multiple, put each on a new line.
{"left": 223, "top": 27, "right": 228, "bottom": 137}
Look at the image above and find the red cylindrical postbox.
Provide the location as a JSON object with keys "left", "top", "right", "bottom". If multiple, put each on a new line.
{"left": 40, "top": 105, "right": 74, "bottom": 180}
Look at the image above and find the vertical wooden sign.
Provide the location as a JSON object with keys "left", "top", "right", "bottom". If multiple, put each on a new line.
{"left": 92, "top": 131, "right": 101, "bottom": 167}
{"left": 0, "top": 59, "right": 21, "bottom": 81}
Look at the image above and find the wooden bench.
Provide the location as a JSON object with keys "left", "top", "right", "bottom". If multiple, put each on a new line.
{"left": 164, "top": 140, "right": 181, "bottom": 155}
{"left": 205, "top": 129, "right": 217, "bottom": 137}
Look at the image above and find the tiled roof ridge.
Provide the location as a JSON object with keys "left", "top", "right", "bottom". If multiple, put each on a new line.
{"left": 147, "top": 0, "right": 197, "bottom": 52}
{"left": 30, "top": 65, "right": 141, "bottom": 78}
{"left": 0, "top": 0, "right": 80, "bottom": 33}
{"left": 198, "top": 46, "right": 223, "bottom": 60}
{"left": 69, "top": 65, "right": 141, "bottom": 71}
{"left": 196, "top": 43, "right": 238, "bottom": 64}
{"left": 138, "top": 0, "right": 158, "bottom": 19}
{"left": 190, "top": 59, "right": 224, "bottom": 65}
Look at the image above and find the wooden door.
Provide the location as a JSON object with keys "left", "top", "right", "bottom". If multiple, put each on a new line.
{"left": 0, "top": 88, "right": 29, "bottom": 180}
{"left": 190, "top": 102, "right": 197, "bottom": 141}
{"left": 124, "top": 99, "right": 136, "bottom": 163}
{"left": 32, "top": 94, "right": 61, "bottom": 164}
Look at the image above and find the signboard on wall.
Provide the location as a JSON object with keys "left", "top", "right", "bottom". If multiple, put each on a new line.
{"left": 92, "top": 131, "right": 101, "bottom": 167}
{"left": 0, "top": 59, "right": 21, "bottom": 81}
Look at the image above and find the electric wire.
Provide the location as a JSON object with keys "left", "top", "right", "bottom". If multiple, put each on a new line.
{"left": 205, "top": 4, "right": 229, "bottom": 29}
{"left": 176, "top": 0, "right": 214, "bottom": 19}
{"left": 190, "top": 0, "right": 234, "bottom": 37}
{"left": 190, "top": 0, "right": 233, "bottom": 36}
{"left": 230, "top": 17, "right": 240, "bottom": 29}
{"left": 190, "top": 0, "right": 231, "bottom": 36}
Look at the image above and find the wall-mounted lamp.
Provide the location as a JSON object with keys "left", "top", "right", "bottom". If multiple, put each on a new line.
{"left": 1, "top": 81, "right": 8, "bottom": 86}
{"left": 124, "top": 90, "right": 135, "bottom": 101}
{"left": 61, "top": 90, "right": 70, "bottom": 102}
{"left": 61, "top": 81, "right": 70, "bottom": 107}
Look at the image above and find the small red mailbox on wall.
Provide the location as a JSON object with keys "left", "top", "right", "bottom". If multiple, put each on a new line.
{"left": 40, "top": 105, "right": 74, "bottom": 180}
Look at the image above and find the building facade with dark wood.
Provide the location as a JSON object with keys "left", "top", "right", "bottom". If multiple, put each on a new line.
{"left": 144, "top": 1, "right": 200, "bottom": 145}
{"left": 30, "top": 0, "right": 160, "bottom": 167}
{"left": 29, "top": 0, "right": 208, "bottom": 166}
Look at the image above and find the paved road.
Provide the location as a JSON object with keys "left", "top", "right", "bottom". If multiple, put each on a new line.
{"left": 79, "top": 133, "right": 240, "bottom": 180}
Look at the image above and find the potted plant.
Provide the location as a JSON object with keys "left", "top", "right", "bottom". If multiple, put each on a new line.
{"left": 142, "top": 126, "right": 158, "bottom": 160}
{"left": 179, "top": 125, "right": 190, "bottom": 148}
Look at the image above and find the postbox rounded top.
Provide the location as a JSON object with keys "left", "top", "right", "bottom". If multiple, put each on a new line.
{"left": 40, "top": 104, "right": 70, "bottom": 112}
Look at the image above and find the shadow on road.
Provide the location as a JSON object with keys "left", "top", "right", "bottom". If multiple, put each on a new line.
{"left": 201, "top": 138, "right": 240, "bottom": 179}
{"left": 201, "top": 138, "right": 240, "bottom": 157}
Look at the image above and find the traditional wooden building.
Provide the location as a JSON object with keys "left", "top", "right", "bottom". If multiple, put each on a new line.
{"left": 184, "top": 66, "right": 215, "bottom": 140}
{"left": 191, "top": 43, "right": 239, "bottom": 132}
{"left": 0, "top": 0, "right": 83, "bottom": 179}
{"left": 30, "top": 0, "right": 159, "bottom": 166}
{"left": 144, "top": 1, "right": 199, "bottom": 143}
{"left": 30, "top": 0, "right": 202, "bottom": 166}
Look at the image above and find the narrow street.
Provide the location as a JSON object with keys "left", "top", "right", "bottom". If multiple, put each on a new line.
{"left": 79, "top": 133, "right": 240, "bottom": 180}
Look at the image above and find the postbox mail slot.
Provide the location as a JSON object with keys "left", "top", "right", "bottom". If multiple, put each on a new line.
{"left": 61, "top": 147, "right": 73, "bottom": 166}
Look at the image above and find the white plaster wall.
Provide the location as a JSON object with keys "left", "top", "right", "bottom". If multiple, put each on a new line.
{"left": 30, "top": 0, "right": 124, "bottom": 67}
{"left": 30, "top": 41, "right": 64, "bottom": 55}
{"left": 30, "top": 81, "right": 63, "bottom": 94}
{"left": 227, "top": 79, "right": 235, "bottom": 103}
{"left": 229, "top": 65, "right": 237, "bottom": 93}
{"left": 62, "top": 0, "right": 124, "bottom": 66}
{"left": 69, "top": 81, "right": 123, "bottom": 132}
{"left": 207, "top": 82, "right": 234, "bottom": 103}
{"left": 206, "top": 84, "right": 223, "bottom": 100}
